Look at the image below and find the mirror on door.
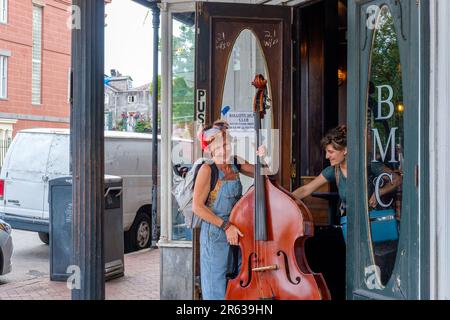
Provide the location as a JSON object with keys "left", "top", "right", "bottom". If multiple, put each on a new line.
{"left": 221, "top": 29, "right": 276, "bottom": 191}
{"left": 366, "top": 5, "right": 404, "bottom": 288}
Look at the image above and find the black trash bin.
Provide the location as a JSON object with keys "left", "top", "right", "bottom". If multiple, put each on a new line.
{"left": 48, "top": 175, "right": 124, "bottom": 282}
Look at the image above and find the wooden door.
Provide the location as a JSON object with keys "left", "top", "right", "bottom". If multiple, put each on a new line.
{"left": 195, "top": 1, "right": 292, "bottom": 190}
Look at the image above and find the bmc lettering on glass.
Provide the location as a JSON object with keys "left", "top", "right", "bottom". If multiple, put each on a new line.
{"left": 372, "top": 84, "right": 398, "bottom": 208}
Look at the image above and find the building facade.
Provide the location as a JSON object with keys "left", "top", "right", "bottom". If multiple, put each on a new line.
{"left": 104, "top": 70, "right": 153, "bottom": 131}
{"left": 0, "top": 0, "right": 72, "bottom": 143}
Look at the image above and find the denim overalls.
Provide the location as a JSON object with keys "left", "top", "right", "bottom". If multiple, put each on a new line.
{"left": 200, "top": 164, "right": 243, "bottom": 300}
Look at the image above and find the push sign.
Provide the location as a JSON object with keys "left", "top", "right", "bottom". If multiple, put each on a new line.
{"left": 196, "top": 89, "right": 207, "bottom": 124}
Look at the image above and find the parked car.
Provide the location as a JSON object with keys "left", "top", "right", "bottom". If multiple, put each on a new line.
{"left": 0, "top": 219, "right": 13, "bottom": 276}
{"left": 0, "top": 128, "right": 193, "bottom": 252}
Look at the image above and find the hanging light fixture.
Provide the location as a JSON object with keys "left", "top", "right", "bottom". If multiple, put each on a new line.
{"left": 338, "top": 68, "right": 347, "bottom": 86}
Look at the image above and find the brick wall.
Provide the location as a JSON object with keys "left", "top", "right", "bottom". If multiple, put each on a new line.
{"left": 0, "top": 0, "right": 71, "bottom": 134}
{"left": 12, "top": 119, "right": 68, "bottom": 138}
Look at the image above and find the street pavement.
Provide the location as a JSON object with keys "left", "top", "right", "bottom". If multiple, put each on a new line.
{"left": 0, "top": 230, "right": 160, "bottom": 299}
{"left": 0, "top": 230, "right": 49, "bottom": 285}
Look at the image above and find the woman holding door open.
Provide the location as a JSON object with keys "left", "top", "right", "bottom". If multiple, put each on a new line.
{"left": 292, "top": 125, "right": 402, "bottom": 238}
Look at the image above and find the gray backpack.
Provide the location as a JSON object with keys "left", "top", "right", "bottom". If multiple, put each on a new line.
{"left": 172, "top": 158, "right": 219, "bottom": 229}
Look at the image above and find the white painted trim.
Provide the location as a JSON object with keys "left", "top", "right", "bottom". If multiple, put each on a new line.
{"left": 0, "top": 118, "right": 14, "bottom": 140}
{"left": 167, "top": 9, "right": 174, "bottom": 241}
{"left": 31, "top": 0, "right": 45, "bottom": 7}
{"left": 0, "top": 112, "right": 69, "bottom": 123}
{"left": 0, "top": 125, "right": 13, "bottom": 137}
{"left": 0, "top": 0, "right": 8, "bottom": 24}
{"left": 429, "top": 0, "right": 450, "bottom": 301}
{"left": 0, "top": 118, "right": 16, "bottom": 125}
{"left": 158, "top": 241, "right": 192, "bottom": 249}
{"left": 0, "top": 49, "right": 11, "bottom": 57}
{"left": 159, "top": 1, "right": 197, "bottom": 245}
{"left": 0, "top": 54, "right": 7, "bottom": 99}
{"left": 165, "top": 1, "right": 195, "bottom": 13}
{"left": 159, "top": 2, "right": 170, "bottom": 244}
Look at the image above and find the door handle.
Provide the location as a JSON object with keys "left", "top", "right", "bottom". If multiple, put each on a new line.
{"left": 291, "top": 162, "right": 297, "bottom": 179}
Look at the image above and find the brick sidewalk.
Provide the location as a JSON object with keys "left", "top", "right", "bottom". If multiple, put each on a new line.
{"left": 0, "top": 249, "right": 160, "bottom": 300}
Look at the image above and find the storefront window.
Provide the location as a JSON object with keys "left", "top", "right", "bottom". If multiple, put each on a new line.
{"left": 171, "top": 13, "right": 195, "bottom": 241}
{"left": 366, "top": 5, "right": 404, "bottom": 287}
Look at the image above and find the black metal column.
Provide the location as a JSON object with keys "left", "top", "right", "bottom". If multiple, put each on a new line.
{"left": 70, "top": 0, "right": 105, "bottom": 300}
{"left": 150, "top": 4, "right": 160, "bottom": 247}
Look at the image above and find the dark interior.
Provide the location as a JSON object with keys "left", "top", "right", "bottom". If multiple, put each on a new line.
{"left": 292, "top": 0, "right": 348, "bottom": 301}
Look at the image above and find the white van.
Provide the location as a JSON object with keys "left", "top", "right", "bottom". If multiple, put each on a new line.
{"left": 0, "top": 129, "right": 192, "bottom": 251}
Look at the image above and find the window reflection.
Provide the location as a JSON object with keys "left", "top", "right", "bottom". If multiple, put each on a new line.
{"left": 366, "top": 5, "right": 404, "bottom": 287}
{"left": 171, "top": 13, "right": 195, "bottom": 241}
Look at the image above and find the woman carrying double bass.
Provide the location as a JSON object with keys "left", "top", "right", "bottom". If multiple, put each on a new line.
{"left": 193, "top": 75, "right": 329, "bottom": 300}
{"left": 192, "top": 120, "right": 268, "bottom": 300}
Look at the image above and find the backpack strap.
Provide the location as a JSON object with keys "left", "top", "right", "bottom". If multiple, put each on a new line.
{"left": 233, "top": 155, "right": 242, "bottom": 172}
{"left": 209, "top": 163, "right": 219, "bottom": 192}
{"left": 193, "top": 162, "right": 219, "bottom": 194}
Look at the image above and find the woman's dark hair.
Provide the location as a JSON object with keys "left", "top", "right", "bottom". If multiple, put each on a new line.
{"left": 321, "top": 125, "right": 347, "bottom": 151}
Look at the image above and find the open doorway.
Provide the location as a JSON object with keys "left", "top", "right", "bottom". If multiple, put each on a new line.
{"left": 192, "top": 0, "right": 349, "bottom": 301}
{"left": 292, "top": 0, "right": 348, "bottom": 301}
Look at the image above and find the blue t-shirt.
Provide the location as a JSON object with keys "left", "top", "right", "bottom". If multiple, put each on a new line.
{"left": 321, "top": 166, "right": 347, "bottom": 209}
{"left": 321, "top": 163, "right": 386, "bottom": 212}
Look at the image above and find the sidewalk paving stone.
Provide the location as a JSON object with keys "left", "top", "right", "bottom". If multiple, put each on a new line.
{"left": 0, "top": 249, "right": 160, "bottom": 300}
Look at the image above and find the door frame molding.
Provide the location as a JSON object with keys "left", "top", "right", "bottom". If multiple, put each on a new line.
{"left": 195, "top": 2, "right": 293, "bottom": 190}
{"left": 429, "top": 0, "right": 449, "bottom": 300}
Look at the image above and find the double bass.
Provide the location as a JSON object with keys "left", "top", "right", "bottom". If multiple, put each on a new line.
{"left": 225, "top": 75, "right": 330, "bottom": 300}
